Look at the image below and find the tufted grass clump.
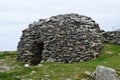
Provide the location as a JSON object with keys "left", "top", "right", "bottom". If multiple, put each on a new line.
{"left": 0, "top": 44, "right": 120, "bottom": 80}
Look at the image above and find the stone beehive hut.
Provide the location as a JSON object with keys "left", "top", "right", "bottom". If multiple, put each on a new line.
{"left": 17, "top": 13, "right": 104, "bottom": 65}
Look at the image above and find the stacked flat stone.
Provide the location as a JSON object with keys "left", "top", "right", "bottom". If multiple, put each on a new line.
{"left": 17, "top": 13, "right": 104, "bottom": 65}
{"left": 102, "top": 31, "right": 120, "bottom": 45}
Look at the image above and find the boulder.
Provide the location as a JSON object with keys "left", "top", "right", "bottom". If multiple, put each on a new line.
{"left": 91, "top": 66, "right": 118, "bottom": 80}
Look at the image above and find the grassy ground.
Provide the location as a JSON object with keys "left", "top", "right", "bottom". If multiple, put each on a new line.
{"left": 0, "top": 44, "right": 120, "bottom": 80}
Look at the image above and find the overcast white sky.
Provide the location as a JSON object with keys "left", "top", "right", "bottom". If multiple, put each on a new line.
{"left": 0, "top": 0, "right": 120, "bottom": 51}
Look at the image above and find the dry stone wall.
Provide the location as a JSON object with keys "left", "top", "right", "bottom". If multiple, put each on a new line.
{"left": 102, "top": 31, "right": 120, "bottom": 45}
{"left": 17, "top": 13, "right": 104, "bottom": 65}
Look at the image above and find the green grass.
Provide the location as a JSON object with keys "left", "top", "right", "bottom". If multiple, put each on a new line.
{"left": 0, "top": 44, "right": 120, "bottom": 80}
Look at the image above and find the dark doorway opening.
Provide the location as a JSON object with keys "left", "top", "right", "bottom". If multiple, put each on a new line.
{"left": 30, "top": 41, "right": 44, "bottom": 65}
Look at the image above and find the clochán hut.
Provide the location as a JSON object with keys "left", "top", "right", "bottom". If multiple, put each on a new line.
{"left": 17, "top": 13, "right": 104, "bottom": 65}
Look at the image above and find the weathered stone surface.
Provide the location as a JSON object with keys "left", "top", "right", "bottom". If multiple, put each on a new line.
{"left": 102, "top": 31, "right": 120, "bottom": 45}
{"left": 0, "top": 66, "right": 10, "bottom": 72}
{"left": 17, "top": 13, "right": 104, "bottom": 64}
{"left": 91, "top": 66, "right": 117, "bottom": 80}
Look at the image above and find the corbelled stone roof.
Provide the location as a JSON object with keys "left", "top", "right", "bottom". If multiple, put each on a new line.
{"left": 17, "top": 13, "right": 104, "bottom": 65}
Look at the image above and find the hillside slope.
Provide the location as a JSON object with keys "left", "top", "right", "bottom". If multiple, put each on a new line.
{"left": 0, "top": 44, "right": 120, "bottom": 80}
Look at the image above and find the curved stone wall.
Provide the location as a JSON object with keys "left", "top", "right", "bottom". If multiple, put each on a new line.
{"left": 17, "top": 13, "right": 104, "bottom": 65}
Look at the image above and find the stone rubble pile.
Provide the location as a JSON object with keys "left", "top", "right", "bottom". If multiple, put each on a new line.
{"left": 17, "top": 13, "right": 104, "bottom": 65}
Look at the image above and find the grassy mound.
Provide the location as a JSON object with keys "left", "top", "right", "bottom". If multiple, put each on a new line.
{"left": 0, "top": 44, "right": 120, "bottom": 80}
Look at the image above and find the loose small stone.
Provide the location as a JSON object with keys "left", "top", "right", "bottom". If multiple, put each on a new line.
{"left": 24, "top": 64, "right": 30, "bottom": 68}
